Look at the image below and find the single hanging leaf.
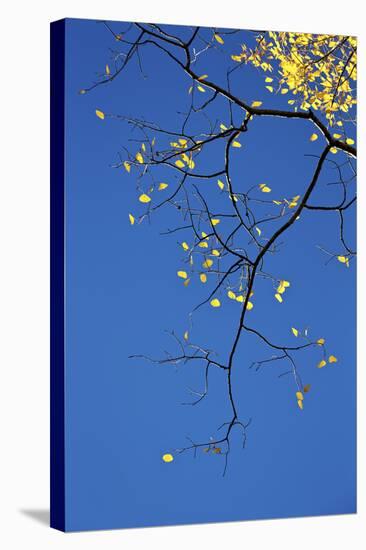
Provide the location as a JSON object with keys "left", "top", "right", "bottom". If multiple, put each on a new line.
{"left": 202, "top": 258, "right": 213, "bottom": 269}
{"left": 292, "top": 327, "right": 299, "bottom": 337}
{"left": 158, "top": 183, "right": 168, "bottom": 191}
{"left": 227, "top": 290, "right": 236, "bottom": 300}
{"left": 197, "top": 85, "right": 206, "bottom": 92}
{"left": 123, "top": 161, "right": 131, "bottom": 173}
{"left": 198, "top": 241, "right": 208, "bottom": 248}
{"left": 177, "top": 270, "right": 188, "bottom": 279}
{"left": 232, "top": 141, "right": 242, "bottom": 148}
{"left": 210, "top": 298, "right": 221, "bottom": 307}
{"left": 259, "top": 183, "right": 271, "bottom": 193}
{"left": 296, "top": 391, "right": 304, "bottom": 401}
{"left": 328, "top": 355, "right": 338, "bottom": 363}
{"left": 217, "top": 179, "right": 225, "bottom": 190}
{"left": 275, "top": 293, "right": 283, "bottom": 303}
{"left": 128, "top": 213, "right": 135, "bottom": 225}
{"left": 246, "top": 301, "right": 254, "bottom": 310}
{"left": 200, "top": 273, "right": 207, "bottom": 283}
{"left": 297, "top": 399, "right": 304, "bottom": 410}
{"left": 211, "top": 218, "right": 220, "bottom": 226}
{"left": 317, "top": 338, "right": 325, "bottom": 345}
{"left": 182, "top": 242, "right": 189, "bottom": 251}
{"left": 162, "top": 453, "right": 174, "bottom": 463}
{"left": 135, "top": 152, "right": 144, "bottom": 164}
{"left": 317, "top": 359, "right": 327, "bottom": 369}
{"left": 310, "top": 133, "right": 318, "bottom": 142}
{"left": 214, "top": 33, "right": 224, "bottom": 44}
{"left": 184, "top": 331, "right": 189, "bottom": 341}
{"left": 175, "top": 160, "right": 185, "bottom": 168}
{"left": 346, "top": 138, "right": 355, "bottom": 145}
{"left": 95, "top": 109, "right": 105, "bottom": 120}
{"left": 138, "top": 193, "right": 151, "bottom": 203}
{"left": 251, "top": 101, "right": 262, "bottom": 108}
{"left": 105, "top": 64, "right": 110, "bottom": 75}
{"left": 303, "top": 384, "right": 311, "bottom": 393}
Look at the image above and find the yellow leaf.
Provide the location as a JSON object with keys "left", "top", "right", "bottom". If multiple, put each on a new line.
{"left": 135, "top": 152, "right": 144, "bottom": 164}
{"left": 211, "top": 218, "right": 220, "bottom": 226}
{"left": 317, "top": 338, "right": 325, "bottom": 345}
{"left": 296, "top": 391, "right": 304, "bottom": 401}
{"left": 210, "top": 298, "right": 221, "bottom": 307}
{"left": 265, "top": 77, "right": 273, "bottom": 83}
{"left": 123, "top": 161, "right": 131, "bottom": 173}
{"left": 337, "top": 255, "right": 349, "bottom": 265}
{"left": 141, "top": 143, "right": 146, "bottom": 152}
{"left": 217, "top": 179, "right": 225, "bottom": 190}
{"left": 184, "top": 331, "right": 189, "bottom": 341}
{"left": 328, "top": 355, "right": 338, "bottom": 363}
{"left": 202, "top": 258, "right": 213, "bottom": 269}
{"left": 198, "top": 241, "right": 208, "bottom": 248}
{"left": 259, "top": 184, "right": 271, "bottom": 193}
{"left": 297, "top": 399, "right": 303, "bottom": 410}
{"left": 183, "top": 278, "right": 190, "bottom": 287}
{"left": 220, "top": 123, "right": 228, "bottom": 131}
{"left": 182, "top": 242, "right": 189, "bottom": 251}
{"left": 236, "top": 295, "right": 244, "bottom": 303}
{"left": 330, "top": 147, "right": 338, "bottom": 154}
{"left": 273, "top": 200, "right": 282, "bottom": 205}
{"left": 266, "top": 86, "right": 274, "bottom": 93}
{"left": 179, "top": 138, "right": 187, "bottom": 145}
{"left": 292, "top": 327, "right": 299, "bottom": 337}
{"left": 175, "top": 160, "right": 185, "bottom": 168}
{"left": 227, "top": 290, "right": 236, "bottom": 300}
{"left": 232, "top": 141, "right": 242, "bottom": 148}
{"left": 162, "top": 453, "right": 174, "bottom": 463}
{"left": 346, "top": 138, "right": 355, "bottom": 145}
{"left": 275, "top": 293, "right": 283, "bottom": 303}
{"left": 177, "top": 270, "right": 188, "bottom": 279}
{"left": 303, "top": 384, "right": 311, "bottom": 393}
{"left": 288, "top": 99, "right": 296, "bottom": 105}
{"left": 281, "top": 88, "right": 289, "bottom": 94}
{"left": 200, "top": 273, "right": 207, "bottom": 283}
{"left": 198, "top": 74, "right": 208, "bottom": 81}
{"left": 197, "top": 85, "right": 206, "bottom": 93}
{"left": 138, "top": 193, "right": 151, "bottom": 203}
{"left": 251, "top": 101, "right": 262, "bottom": 108}
{"left": 211, "top": 249, "right": 220, "bottom": 257}
{"left": 95, "top": 109, "right": 105, "bottom": 120}
{"left": 310, "top": 133, "right": 318, "bottom": 142}
{"left": 255, "top": 227, "right": 261, "bottom": 236}
{"left": 213, "top": 447, "right": 221, "bottom": 454}
{"left": 317, "top": 359, "right": 327, "bottom": 369}
{"left": 246, "top": 301, "right": 254, "bottom": 310}
{"left": 201, "top": 231, "right": 208, "bottom": 239}
{"left": 128, "top": 213, "right": 135, "bottom": 225}
{"left": 333, "top": 133, "right": 342, "bottom": 139}
{"left": 214, "top": 33, "right": 224, "bottom": 45}
{"left": 105, "top": 64, "right": 110, "bottom": 75}
{"left": 158, "top": 183, "right": 168, "bottom": 191}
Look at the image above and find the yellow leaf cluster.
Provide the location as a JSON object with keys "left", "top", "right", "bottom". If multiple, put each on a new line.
{"left": 231, "top": 33, "right": 357, "bottom": 125}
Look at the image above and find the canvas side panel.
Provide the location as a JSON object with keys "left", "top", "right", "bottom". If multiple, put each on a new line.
{"left": 50, "top": 18, "right": 66, "bottom": 532}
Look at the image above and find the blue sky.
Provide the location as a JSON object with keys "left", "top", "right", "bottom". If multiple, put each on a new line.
{"left": 63, "top": 18, "right": 356, "bottom": 531}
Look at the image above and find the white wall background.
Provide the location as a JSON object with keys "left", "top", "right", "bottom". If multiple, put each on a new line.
{"left": 0, "top": 1, "right": 364, "bottom": 548}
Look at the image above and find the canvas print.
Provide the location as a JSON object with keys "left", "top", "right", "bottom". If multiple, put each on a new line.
{"left": 50, "top": 18, "right": 357, "bottom": 532}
